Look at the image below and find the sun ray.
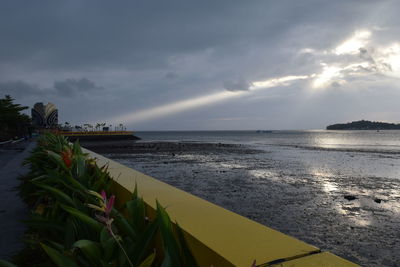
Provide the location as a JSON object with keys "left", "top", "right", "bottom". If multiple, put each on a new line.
{"left": 105, "top": 75, "right": 310, "bottom": 125}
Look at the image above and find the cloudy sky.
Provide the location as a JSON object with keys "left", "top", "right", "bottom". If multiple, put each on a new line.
{"left": 1, "top": 0, "right": 400, "bottom": 130}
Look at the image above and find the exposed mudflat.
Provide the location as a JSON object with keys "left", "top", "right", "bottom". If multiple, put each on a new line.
{"left": 81, "top": 140, "right": 260, "bottom": 154}
{"left": 84, "top": 140, "right": 400, "bottom": 267}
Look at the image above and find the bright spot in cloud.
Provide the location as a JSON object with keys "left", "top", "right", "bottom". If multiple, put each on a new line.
{"left": 380, "top": 43, "right": 400, "bottom": 76}
{"left": 313, "top": 64, "right": 342, "bottom": 88}
{"left": 299, "top": 48, "right": 316, "bottom": 54}
{"left": 334, "top": 30, "right": 371, "bottom": 55}
{"left": 311, "top": 29, "right": 400, "bottom": 88}
{"left": 386, "top": 54, "right": 400, "bottom": 74}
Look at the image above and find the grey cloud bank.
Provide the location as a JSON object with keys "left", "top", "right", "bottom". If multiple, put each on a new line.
{"left": 0, "top": 78, "right": 103, "bottom": 97}
{"left": 1, "top": 0, "right": 400, "bottom": 130}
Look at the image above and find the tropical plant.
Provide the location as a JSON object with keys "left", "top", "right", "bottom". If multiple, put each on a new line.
{"left": 6, "top": 133, "right": 198, "bottom": 267}
{"left": 0, "top": 95, "right": 31, "bottom": 141}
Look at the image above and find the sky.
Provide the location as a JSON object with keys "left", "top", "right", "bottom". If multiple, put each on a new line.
{"left": 1, "top": 0, "right": 400, "bottom": 130}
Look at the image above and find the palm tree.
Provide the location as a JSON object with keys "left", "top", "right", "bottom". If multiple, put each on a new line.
{"left": 0, "top": 95, "right": 30, "bottom": 140}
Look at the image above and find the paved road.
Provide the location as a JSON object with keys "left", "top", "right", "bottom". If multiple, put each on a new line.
{"left": 0, "top": 140, "right": 36, "bottom": 260}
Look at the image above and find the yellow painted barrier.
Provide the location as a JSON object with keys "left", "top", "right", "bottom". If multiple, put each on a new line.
{"left": 271, "top": 252, "right": 358, "bottom": 267}
{"left": 83, "top": 148, "right": 360, "bottom": 267}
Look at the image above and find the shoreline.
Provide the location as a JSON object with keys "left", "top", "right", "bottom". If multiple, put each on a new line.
{"left": 81, "top": 139, "right": 399, "bottom": 267}
{"left": 81, "top": 140, "right": 261, "bottom": 155}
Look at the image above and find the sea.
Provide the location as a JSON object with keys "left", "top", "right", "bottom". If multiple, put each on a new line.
{"left": 110, "top": 130, "right": 400, "bottom": 267}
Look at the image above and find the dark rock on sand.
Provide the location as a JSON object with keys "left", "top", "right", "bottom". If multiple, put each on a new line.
{"left": 344, "top": 195, "right": 358, "bottom": 201}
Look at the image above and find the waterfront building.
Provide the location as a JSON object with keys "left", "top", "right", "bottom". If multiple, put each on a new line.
{"left": 31, "top": 102, "right": 58, "bottom": 128}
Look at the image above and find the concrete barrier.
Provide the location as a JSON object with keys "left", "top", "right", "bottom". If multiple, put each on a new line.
{"left": 83, "top": 148, "right": 359, "bottom": 267}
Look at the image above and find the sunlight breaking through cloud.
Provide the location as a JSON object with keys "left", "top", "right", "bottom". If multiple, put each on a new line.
{"left": 313, "top": 65, "right": 342, "bottom": 88}
{"left": 108, "top": 90, "right": 244, "bottom": 125}
{"left": 311, "top": 29, "right": 400, "bottom": 88}
{"left": 106, "top": 75, "right": 310, "bottom": 125}
{"left": 380, "top": 43, "right": 400, "bottom": 76}
{"left": 106, "top": 27, "right": 400, "bottom": 125}
{"left": 334, "top": 30, "right": 371, "bottom": 55}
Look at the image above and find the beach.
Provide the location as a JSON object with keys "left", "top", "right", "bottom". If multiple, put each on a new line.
{"left": 82, "top": 130, "right": 400, "bottom": 267}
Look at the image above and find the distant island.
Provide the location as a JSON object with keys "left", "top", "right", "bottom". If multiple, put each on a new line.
{"left": 327, "top": 120, "right": 400, "bottom": 130}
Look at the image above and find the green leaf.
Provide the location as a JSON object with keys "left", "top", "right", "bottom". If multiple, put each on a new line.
{"left": 60, "top": 204, "right": 102, "bottom": 232}
{"left": 102, "top": 235, "right": 118, "bottom": 262}
{"left": 0, "top": 259, "right": 18, "bottom": 267}
{"left": 130, "top": 219, "right": 159, "bottom": 267}
{"left": 72, "top": 140, "right": 81, "bottom": 153}
{"left": 63, "top": 172, "right": 87, "bottom": 192}
{"left": 138, "top": 252, "right": 156, "bottom": 267}
{"left": 72, "top": 240, "right": 102, "bottom": 266}
{"left": 100, "top": 227, "right": 111, "bottom": 245}
{"left": 24, "top": 219, "right": 65, "bottom": 232}
{"left": 175, "top": 224, "right": 198, "bottom": 267}
{"left": 64, "top": 218, "right": 76, "bottom": 249}
{"left": 30, "top": 174, "right": 48, "bottom": 182}
{"left": 156, "top": 201, "right": 182, "bottom": 267}
{"left": 126, "top": 198, "right": 146, "bottom": 232}
{"left": 40, "top": 243, "right": 79, "bottom": 267}
{"left": 34, "top": 183, "right": 76, "bottom": 207}
{"left": 114, "top": 212, "right": 137, "bottom": 241}
{"left": 160, "top": 251, "right": 172, "bottom": 267}
{"left": 132, "top": 183, "right": 138, "bottom": 200}
{"left": 72, "top": 155, "right": 87, "bottom": 179}
{"left": 47, "top": 241, "right": 65, "bottom": 252}
{"left": 46, "top": 150, "right": 69, "bottom": 171}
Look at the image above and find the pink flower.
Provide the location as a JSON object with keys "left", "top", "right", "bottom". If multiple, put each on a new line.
{"left": 106, "top": 195, "right": 115, "bottom": 216}
{"left": 101, "top": 190, "right": 107, "bottom": 200}
{"left": 88, "top": 190, "right": 115, "bottom": 230}
{"left": 100, "top": 190, "right": 115, "bottom": 216}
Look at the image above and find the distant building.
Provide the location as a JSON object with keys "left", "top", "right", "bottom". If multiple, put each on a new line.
{"left": 31, "top": 102, "right": 58, "bottom": 128}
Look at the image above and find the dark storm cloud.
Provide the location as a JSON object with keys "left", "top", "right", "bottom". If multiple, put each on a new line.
{"left": 54, "top": 78, "right": 103, "bottom": 96}
{"left": 0, "top": 78, "right": 103, "bottom": 98}
{"left": 165, "top": 72, "right": 178, "bottom": 79}
{"left": 223, "top": 78, "right": 252, "bottom": 91}
{"left": 0, "top": 81, "right": 45, "bottom": 98}
{"left": 0, "top": 0, "right": 378, "bottom": 72}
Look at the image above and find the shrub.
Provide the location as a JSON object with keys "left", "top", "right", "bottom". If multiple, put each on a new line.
{"left": 4, "top": 133, "right": 198, "bottom": 267}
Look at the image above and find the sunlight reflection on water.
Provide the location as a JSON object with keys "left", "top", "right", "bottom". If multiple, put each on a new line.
{"left": 249, "top": 169, "right": 280, "bottom": 181}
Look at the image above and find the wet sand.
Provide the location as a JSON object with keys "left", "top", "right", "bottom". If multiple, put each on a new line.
{"left": 83, "top": 140, "right": 400, "bottom": 267}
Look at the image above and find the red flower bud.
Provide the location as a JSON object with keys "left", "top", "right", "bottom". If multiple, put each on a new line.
{"left": 61, "top": 149, "right": 73, "bottom": 168}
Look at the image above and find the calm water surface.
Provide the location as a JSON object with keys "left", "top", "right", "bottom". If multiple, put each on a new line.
{"left": 136, "top": 130, "right": 400, "bottom": 152}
